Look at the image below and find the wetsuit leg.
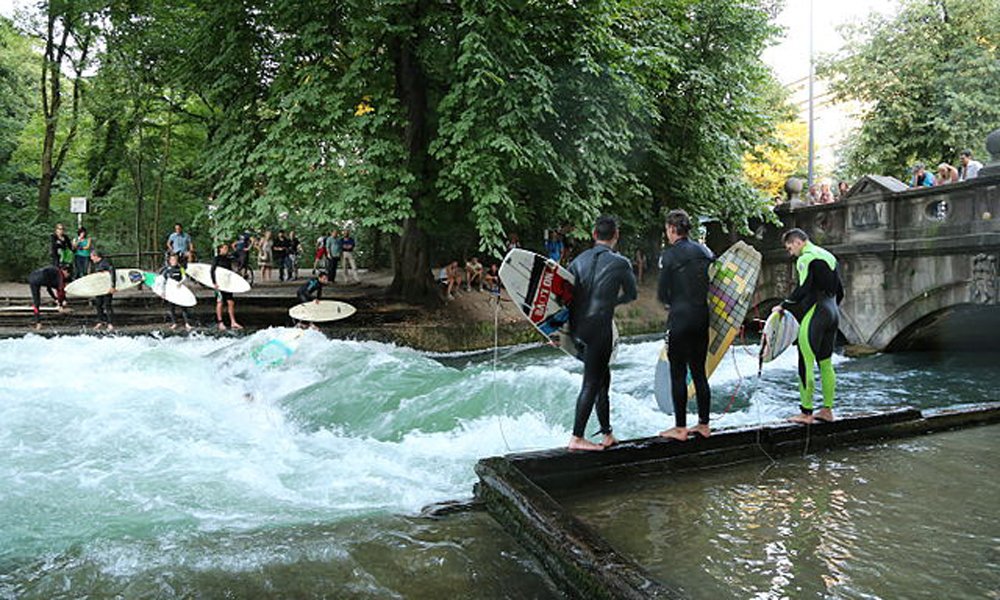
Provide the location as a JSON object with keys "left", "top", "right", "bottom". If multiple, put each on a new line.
{"left": 572, "top": 318, "right": 614, "bottom": 438}
{"left": 30, "top": 283, "right": 42, "bottom": 323}
{"left": 797, "top": 300, "right": 838, "bottom": 412}
{"left": 297, "top": 291, "right": 310, "bottom": 304}
{"left": 667, "top": 325, "right": 711, "bottom": 427}
{"left": 667, "top": 333, "right": 692, "bottom": 428}
{"left": 594, "top": 367, "right": 612, "bottom": 435}
{"left": 168, "top": 304, "right": 178, "bottom": 324}
{"left": 688, "top": 327, "right": 711, "bottom": 425}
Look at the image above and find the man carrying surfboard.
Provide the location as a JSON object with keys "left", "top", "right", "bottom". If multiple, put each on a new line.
{"left": 566, "top": 215, "right": 637, "bottom": 451}
{"left": 657, "top": 209, "right": 715, "bottom": 441}
{"left": 161, "top": 253, "right": 194, "bottom": 330}
{"left": 211, "top": 242, "right": 243, "bottom": 331}
{"left": 89, "top": 249, "right": 117, "bottom": 331}
{"left": 773, "top": 228, "right": 844, "bottom": 424}
{"left": 27, "top": 263, "right": 70, "bottom": 330}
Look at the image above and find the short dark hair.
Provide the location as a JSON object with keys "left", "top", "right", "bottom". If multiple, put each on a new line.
{"left": 77, "top": 227, "right": 87, "bottom": 235}
{"left": 593, "top": 215, "right": 618, "bottom": 241}
{"left": 665, "top": 209, "right": 692, "bottom": 236}
{"left": 960, "top": 150, "right": 973, "bottom": 158}
{"left": 782, "top": 228, "right": 809, "bottom": 243}
{"left": 174, "top": 222, "right": 182, "bottom": 228}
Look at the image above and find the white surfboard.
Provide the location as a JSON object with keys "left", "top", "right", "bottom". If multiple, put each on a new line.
{"left": 66, "top": 268, "right": 145, "bottom": 297}
{"left": 143, "top": 272, "right": 197, "bottom": 308}
{"left": 499, "top": 248, "right": 619, "bottom": 361}
{"left": 185, "top": 263, "right": 251, "bottom": 293}
{"left": 289, "top": 300, "right": 356, "bottom": 323}
{"left": 759, "top": 310, "right": 798, "bottom": 364}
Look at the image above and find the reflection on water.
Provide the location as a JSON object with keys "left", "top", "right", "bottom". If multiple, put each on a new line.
{"left": 563, "top": 425, "right": 1000, "bottom": 599}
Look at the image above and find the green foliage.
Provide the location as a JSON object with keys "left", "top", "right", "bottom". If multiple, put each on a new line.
{"left": 820, "top": 0, "right": 1000, "bottom": 180}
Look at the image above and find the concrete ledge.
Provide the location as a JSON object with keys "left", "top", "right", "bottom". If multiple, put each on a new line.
{"left": 475, "top": 404, "right": 1000, "bottom": 598}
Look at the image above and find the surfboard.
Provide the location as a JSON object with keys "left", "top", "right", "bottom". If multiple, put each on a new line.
{"left": 289, "top": 300, "right": 356, "bottom": 323}
{"left": 143, "top": 272, "right": 198, "bottom": 308}
{"left": 654, "top": 241, "right": 762, "bottom": 412}
{"left": 66, "top": 268, "right": 145, "bottom": 297}
{"left": 499, "top": 247, "right": 619, "bottom": 361}
{"left": 252, "top": 328, "right": 306, "bottom": 366}
{"left": 184, "top": 263, "right": 251, "bottom": 293}
{"left": 759, "top": 309, "right": 798, "bottom": 364}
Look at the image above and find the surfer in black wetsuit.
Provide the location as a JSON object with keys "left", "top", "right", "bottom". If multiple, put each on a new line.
{"left": 212, "top": 242, "right": 243, "bottom": 331}
{"left": 296, "top": 272, "right": 328, "bottom": 304}
{"left": 27, "top": 263, "right": 70, "bottom": 329}
{"left": 161, "top": 253, "right": 193, "bottom": 330}
{"left": 89, "top": 249, "right": 116, "bottom": 331}
{"left": 566, "top": 215, "right": 637, "bottom": 451}
{"left": 657, "top": 209, "right": 715, "bottom": 441}
{"left": 774, "top": 228, "right": 844, "bottom": 424}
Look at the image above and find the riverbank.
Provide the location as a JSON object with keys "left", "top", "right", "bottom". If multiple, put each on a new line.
{"left": 0, "top": 269, "right": 669, "bottom": 351}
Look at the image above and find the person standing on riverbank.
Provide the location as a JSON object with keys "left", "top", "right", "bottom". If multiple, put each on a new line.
{"left": 73, "top": 227, "right": 92, "bottom": 279}
{"left": 89, "top": 249, "right": 116, "bottom": 331}
{"left": 566, "top": 215, "right": 637, "bottom": 451}
{"left": 657, "top": 209, "right": 714, "bottom": 441}
{"left": 325, "top": 229, "right": 342, "bottom": 283}
{"left": 340, "top": 230, "right": 360, "bottom": 283}
{"left": 167, "top": 223, "right": 195, "bottom": 265}
{"left": 774, "top": 228, "right": 844, "bottom": 424}
{"left": 50, "top": 224, "right": 73, "bottom": 269}
{"left": 27, "top": 263, "right": 70, "bottom": 330}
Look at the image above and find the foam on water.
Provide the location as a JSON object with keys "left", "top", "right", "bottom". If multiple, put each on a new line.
{"left": 3, "top": 330, "right": 992, "bottom": 585}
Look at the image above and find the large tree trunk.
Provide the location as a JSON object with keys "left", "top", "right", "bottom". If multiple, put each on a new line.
{"left": 387, "top": 2, "right": 437, "bottom": 304}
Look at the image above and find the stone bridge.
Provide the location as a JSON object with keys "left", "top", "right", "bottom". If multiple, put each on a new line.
{"left": 715, "top": 170, "right": 1000, "bottom": 352}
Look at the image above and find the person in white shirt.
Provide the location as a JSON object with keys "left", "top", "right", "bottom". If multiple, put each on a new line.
{"left": 959, "top": 150, "right": 982, "bottom": 181}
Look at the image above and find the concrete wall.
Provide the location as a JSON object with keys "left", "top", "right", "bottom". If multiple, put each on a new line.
{"left": 740, "top": 174, "right": 1000, "bottom": 351}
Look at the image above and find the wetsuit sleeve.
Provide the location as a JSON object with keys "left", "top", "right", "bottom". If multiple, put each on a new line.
{"left": 617, "top": 260, "right": 637, "bottom": 305}
{"left": 657, "top": 252, "right": 672, "bottom": 306}
{"left": 211, "top": 256, "right": 220, "bottom": 285}
{"left": 316, "top": 282, "right": 323, "bottom": 300}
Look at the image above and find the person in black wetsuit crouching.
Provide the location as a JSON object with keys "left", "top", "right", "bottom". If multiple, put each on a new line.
{"left": 27, "top": 263, "right": 70, "bottom": 330}
{"left": 566, "top": 215, "right": 637, "bottom": 452}
{"left": 657, "top": 209, "right": 715, "bottom": 441}
{"left": 294, "top": 273, "right": 328, "bottom": 329}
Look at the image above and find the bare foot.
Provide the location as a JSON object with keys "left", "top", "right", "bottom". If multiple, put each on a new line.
{"left": 230, "top": 323, "right": 244, "bottom": 330}
{"left": 106, "top": 324, "right": 114, "bottom": 332}
{"left": 815, "top": 408, "right": 835, "bottom": 422}
{"left": 601, "top": 434, "right": 618, "bottom": 448}
{"left": 217, "top": 322, "right": 227, "bottom": 331}
{"left": 659, "top": 427, "right": 689, "bottom": 441}
{"left": 185, "top": 324, "right": 193, "bottom": 331}
{"left": 690, "top": 423, "right": 711, "bottom": 438}
{"left": 568, "top": 436, "right": 605, "bottom": 451}
{"left": 170, "top": 323, "right": 178, "bottom": 330}
{"left": 789, "top": 413, "right": 815, "bottom": 424}
{"left": 33, "top": 322, "right": 42, "bottom": 331}
{"left": 93, "top": 323, "right": 103, "bottom": 331}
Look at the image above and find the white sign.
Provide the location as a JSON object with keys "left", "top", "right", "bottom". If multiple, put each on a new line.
{"left": 70, "top": 197, "right": 88, "bottom": 214}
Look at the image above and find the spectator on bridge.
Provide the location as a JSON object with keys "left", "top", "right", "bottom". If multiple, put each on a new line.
{"left": 544, "top": 230, "right": 564, "bottom": 264}
{"left": 935, "top": 163, "right": 959, "bottom": 185}
{"left": 959, "top": 150, "right": 982, "bottom": 181}
{"left": 166, "top": 223, "right": 195, "bottom": 266}
{"left": 806, "top": 184, "right": 819, "bottom": 205}
{"left": 817, "top": 180, "right": 835, "bottom": 204}
{"left": 837, "top": 181, "right": 850, "bottom": 200}
{"left": 910, "top": 163, "right": 935, "bottom": 188}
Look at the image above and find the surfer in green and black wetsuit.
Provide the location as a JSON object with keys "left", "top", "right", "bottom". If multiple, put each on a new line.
{"left": 161, "top": 253, "right": 193, "bottom": 330}
{"left": 773, "top": 228, "right": 844, "bottom": 424}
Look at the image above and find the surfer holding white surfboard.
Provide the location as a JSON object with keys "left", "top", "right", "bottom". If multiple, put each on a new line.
{"left": 565, "top": 216, "right": 637, "bottom": 452}
{"left": 774, "top": 228, "right": 844, "bottom": 425}
{"left": 211, "top": 243, "right": 243, "bottom": 331}
{"left": 160, "top": 254, "right": 194, "bottom": 330}
{"left": 657, "top": 209, "right": 715, "bottom": 442}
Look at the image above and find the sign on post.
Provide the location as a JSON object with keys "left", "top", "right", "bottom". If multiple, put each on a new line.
{"left": 70, "top": 197, "right": 88, "bottom": 213}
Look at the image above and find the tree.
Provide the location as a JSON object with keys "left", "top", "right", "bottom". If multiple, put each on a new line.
{"left": 36, "top": 0, "right": 101, "bottom": 214}
{"left": 820, "top": 0, "right": 1000, "bottom": 180}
